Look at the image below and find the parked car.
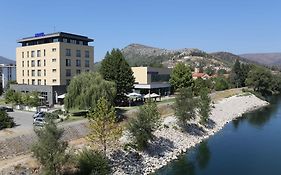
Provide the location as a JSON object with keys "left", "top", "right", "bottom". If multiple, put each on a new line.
{"left": 33, "top": 117, "right": 46, "bottom": 126}
{"left": 33, "top": 112, "right": 45, "bottom": 118}
{"left": 0, "top": 106, "right": 14, "bottom": 112}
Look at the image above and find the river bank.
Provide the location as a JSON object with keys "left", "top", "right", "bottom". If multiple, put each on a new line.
{"left": 111, "top": 93, "right": 269, "bottom": 174}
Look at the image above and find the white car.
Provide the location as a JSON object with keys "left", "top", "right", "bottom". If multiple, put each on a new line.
{"left": 33, "top": 117, "right": 46, "bottom": 126}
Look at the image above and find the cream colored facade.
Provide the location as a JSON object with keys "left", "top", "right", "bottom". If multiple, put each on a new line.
{"left": 131, "top": 66, "right": 171, "bottom": 84}
{"left": 16, "top": 33, "right": 94, "bottom": 86}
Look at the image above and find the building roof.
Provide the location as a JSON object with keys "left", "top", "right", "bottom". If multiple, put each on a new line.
{"left": 17, "top": 32, "right": 94, "bottom": 43}
{"left": 192, "top": 72, "right": 210, "bottom": 78}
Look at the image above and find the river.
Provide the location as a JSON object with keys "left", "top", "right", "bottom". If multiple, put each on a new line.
{"left": 155, "top": 96, "right": 281, "bottom": 175}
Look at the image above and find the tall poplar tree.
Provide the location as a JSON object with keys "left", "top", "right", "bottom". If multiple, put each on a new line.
{"left": 99, "top": 49, "right": 135, "bottom": 105}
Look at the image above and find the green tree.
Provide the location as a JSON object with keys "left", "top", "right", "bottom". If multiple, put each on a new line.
{"left": 204, "top": 67, "right": 215, "bottom": 76}
{"left": 169, "top": 63, "right": 193, "bottom": 91}
{"left": 246, "top": 66, "right": 272, "bottom": 95}
{"left": 229, "top": 59, "right": 242, "bottom": 88}
{"left": 32, "top": 117, "right": 68, "bottom": 175}
{"left": 77, "top": 149, "right": 110, "bottom": 175}
{"left": 22, "top": 91, "right": 40, "bottom": 107}
{"left": 213, "top": 77, "right": 229, "bottom": 91}
{"left": 193, "top": 78, "right": 212, "bottom": 96}
{"left": 64, "top": 72, "right": 116, "bottom": 110}
{"left": 99, "top": 49, "right": 135, "bottom": 105}
{"left": 87, "top": 97, "right": 122, "bottom": 156}
{"left": 4, "top": 89, "right": 15, "bottom": 104}
{"left": 0, "top": 110, "right": 15, "bottom": 130}
{"left": 198, "top": 88, "right": 211, "bottom": 125}
{"left": 270, "top": 74, "right": 281, "bottom": 94}
{"left": 128, "top": 101, "right": 160, "bottom": 150}
{"left": 174, "top": 87, "right": 197, "bottom": 127}
{"left": 217, "top": 69, "right": 227, "bottom": 75}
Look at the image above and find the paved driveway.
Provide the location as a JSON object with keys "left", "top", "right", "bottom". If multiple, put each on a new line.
{"left": 0, "top": 110, "right": 34, "bottom": 140}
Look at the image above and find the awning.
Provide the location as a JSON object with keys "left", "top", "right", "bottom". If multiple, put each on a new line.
{"left": 144, "top": 93, "right": 160, "bottom": 98}
{"left": 57, "top": 94, "right": 66, "bottom": 99}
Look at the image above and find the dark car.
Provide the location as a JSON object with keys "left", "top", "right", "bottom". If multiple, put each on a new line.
{"left": 0, "top": 106, "right": 14, "bottom": 112}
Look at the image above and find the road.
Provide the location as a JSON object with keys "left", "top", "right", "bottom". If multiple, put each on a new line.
{"left": 0, "top": 110, "right": 34, "bottom": 141}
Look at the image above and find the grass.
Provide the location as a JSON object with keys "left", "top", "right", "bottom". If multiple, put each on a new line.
{"left": 210, "top": 88, "right": 244, "bottom": 102}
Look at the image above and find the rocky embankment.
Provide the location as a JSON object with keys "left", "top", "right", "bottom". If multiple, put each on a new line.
{"left": 110, "top": 94, "right": 269, "bottom": 175}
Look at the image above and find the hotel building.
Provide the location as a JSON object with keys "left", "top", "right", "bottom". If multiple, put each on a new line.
{"left": 11, "top": 32, "right": 94, "bottom": 106}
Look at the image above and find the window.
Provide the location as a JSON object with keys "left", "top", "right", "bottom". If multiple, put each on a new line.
{"left": 85, "top": 60, "right": 90, "bottom": 67}
{"left": 37, "top": 70, "right": 41, "bottom": 76}
{"left": 52, "top": 58, "right": 56, "bottom": 62}
{"left": 53, "top": 38, "right": 59, "bottom": 42}
{"left": 22, "top": 52, "right": 24, "bottom": 58}
{"left": 66, "top": 49, "right": 71, "bottom": 56}
{"left": 76, "top": 50, "right": 81, "bottom": 57}
{"left": 22, "top": 79, "right": 25, "bottom": 84}
{"left": 22, "top": 70, "right": 24, "bottom": 76}
{"left": 38, "top": 79, "right": 41, "bottom": 85}
{"left": 76, "top": 69, "right": 81, "bottom": 75}
{"left": 22, "top": 61, "right": 24, "bottom": 67}
{"left": 27, "top": 61, "right": 29, "bottom": 67}
{"left": 76, "top": 59, "right": 81, "bottom": 67}
{"left": 28, "top": 79, "right": 30, "bottom": 85}
{"left": 66, "top": 69, "right": 71, "bottom": 77}
{"left": 31, "top": 51, "right": 35, "bottom": 57}
{"left": 32, "top": 79, "right": 35, "bottom": 85}
{"left": 44, "top": 69, "right": 46, "bottom": 76}
{"left": 66, "top": 59, "right": 71, "bottom": 66}
{"left": 43, "top": 49, "right": 46, "bottom": 56}
{"left": 32, "top": 70, "right": 35, "bottom": 76}
{"left": 52, "top": 48, "right": 56, "bottom": 52}
{"left": 79, "top": 41, "right": 83, "bottom": 45}
{"left": 31, "top": 60, "right": 35, "bottom": 67}
{"left": 37, "top": 50, "right": 41, "bottom": 57}
{"left": 52, "top": 69, "right": 56, "bottom": 73}
{"left": 85, "top": 50, "right": 89, "bottom": 58}
{"left": 85, "top": 69, "right": 90, "bottom": 72}
{"left": 27, "top": 51, "right": 29, "bottom": 58}
{"left": 44, "top": 79, "right": 46, "bottom": 85}
{"left": 70, "top": 39, "right": 76, "bottom": 44}
{"left": 52, "top": 79, "right": 57, "bottom": 83}
{"left": 37, "top": 60, "right": 41, "bottom": 67}
{"left": 27, "top": 70, "right": 29, "bottom": 76}
{"left": 63, "top": 38, "right": 68, "bottom": 43}
{"left": 44, "top": 60, "right": 46, "bottom": 66}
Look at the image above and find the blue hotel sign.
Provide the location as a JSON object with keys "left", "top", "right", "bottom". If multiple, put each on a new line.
{"left": 35, "top": 32, "right": 45, "bottom": 37}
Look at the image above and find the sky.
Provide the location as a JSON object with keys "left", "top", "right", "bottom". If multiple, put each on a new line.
{"left": 0, "top": 0, "right": 280, "bottom": 62}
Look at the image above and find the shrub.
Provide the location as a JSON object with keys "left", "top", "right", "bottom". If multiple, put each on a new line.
{"left": 77, "top": 149, "right": 110, "bottom": 175}
{"left": 0, "top": 110, "right": 15, "bottom": 130}
{"left": 174, "top": 87, "right": 197, "bottom": 127}
{"left": 128, "top": 101, "right": 160, "bottom": 150}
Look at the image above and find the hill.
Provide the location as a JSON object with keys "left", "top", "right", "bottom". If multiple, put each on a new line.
{"left": 0, "top": 56, "right": 16, "bottom": 65}
{"left": 240, "top": 53, "right": 281, "bottom": 67}
{"left": 121, "top": 44, "right": 232, "bottom": 69}
{"left": 210, "top": 52, "right": 259, "bottom": 65}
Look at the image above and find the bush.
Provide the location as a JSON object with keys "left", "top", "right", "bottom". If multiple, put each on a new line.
{"left": 0, "top": 110, "right": 15, "bottom": 130}
{"left": 213, "top": 77, "right": 229, "bottom": 91}
{"left": 128, "top": 101, "right": 160, "bottom": 150}
{"left": 77, "top": 149, "right": 110, "bottom": 175}
{"left": 174, "top": 87, "right": 197, "bottom": 127}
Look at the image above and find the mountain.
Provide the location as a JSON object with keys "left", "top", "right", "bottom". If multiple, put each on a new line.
{"left": 240, "top": 53, "right": 281, "bottom": 67}
{"left": 0, "top": 56, "right": 16, "bottom": 65}
{"left": 210, "top": 52, "right": 259, "bottom": 65}
{"left": 122, "top": 43, "right": 231, "bottom": 69}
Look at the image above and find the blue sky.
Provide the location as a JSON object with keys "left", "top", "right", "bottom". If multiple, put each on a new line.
{"left": 0, "top": 0, "right": 280, "bottom": 62}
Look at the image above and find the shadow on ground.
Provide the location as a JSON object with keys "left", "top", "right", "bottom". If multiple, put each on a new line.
{"left": 146, "top": 136, "right": 175, "bottom": 157}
